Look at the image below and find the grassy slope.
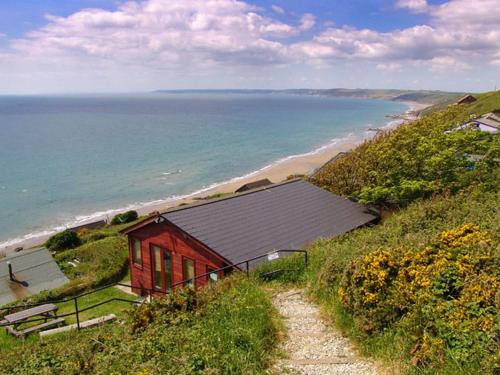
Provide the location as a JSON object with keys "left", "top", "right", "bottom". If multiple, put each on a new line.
{"left": 0, "top": 277, "right": 282, "bottom": 375}
{"left": 421, "top": 90, "right": 500, "bottom": 116}
{"left": 257, "top": 92, "right": 500, "bottom": 374}
{"left": 0, "top": 221, "right": 139, "bottom": 357}
{"left": 289, "top": 88, "right": 463, "bottom": 105}
{"left": 257, "top": 186, "right": 499, "bottom": 374}
{"left": 311, "top": 91, "right": 500, "bottom": 207}
{"left": 0, "top": 287, "right": 135, "bottom": 356}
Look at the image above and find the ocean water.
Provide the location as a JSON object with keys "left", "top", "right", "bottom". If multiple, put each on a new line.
{"left": 0, "top": 93, "right": 407, "bottom": 248}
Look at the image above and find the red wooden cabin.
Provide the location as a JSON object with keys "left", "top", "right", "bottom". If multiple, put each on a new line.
{"left": 121, "top": 219, "right": 230, "bottom": 296}
{"left": 121, "top": 179, "right": 378, "bottom": 296}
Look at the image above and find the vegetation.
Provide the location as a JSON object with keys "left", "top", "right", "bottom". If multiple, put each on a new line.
{"left": 17, "top": 236, "right": 128, "bottom": 304}
{"left": 257, "top": 186, "right": 499, "bottom": 373}
{"left": 0, "top": 277, "right": 281, "bottom": 375}
{"left": 52, "top": 236, "right": 129, "bottom": 297}
{"left": 2, "top": 220, "right": 136, "bottom": 310}
{"left": 311, "top": 95, "right": 500, "bottom": 207}
{"left": 45, "top": 229, "right": 81, "bottom": 252}
{"left": 339, "top": 224, "right": 498, "bottom": 369}
{"left": 0, "top": 287, "right": 135, "bottom": 356}
{"left": 288, "top": 88, "right": 463, "bottom": 105}
{"left": 1, "top": 91, "right": 498, "bottom": 374}
{"left": 258, "top": 92, "right": 499, "bottom": 374}
{"left": 111, "top": 210, "right": 138, "bottom": 225}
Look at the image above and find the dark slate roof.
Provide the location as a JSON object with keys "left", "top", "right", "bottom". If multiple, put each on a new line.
{"left": 69, "top": 220, "right": 106, "bottom": 232}
{"left": 456, "top": 94, "right": 476, "bottom": 104}
{"left": 0, "top": 248, "right": 68, "bottom": 306}
{"left": 162, "top": 179, "right": 377, "bottom": 267}
{"left": 312, "top": 152, "right": 350, "bottom": 178}
{"left": 235, "top": 178, "right": 272, "bottom": 193}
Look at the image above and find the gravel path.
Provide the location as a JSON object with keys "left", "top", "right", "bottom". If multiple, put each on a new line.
{"left": 272, "top": 289, "right": 378, "bottom": 375}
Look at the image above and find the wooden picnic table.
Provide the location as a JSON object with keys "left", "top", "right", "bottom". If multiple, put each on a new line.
{"left": 3, "top": 303, "right": 58, "bottom": 328}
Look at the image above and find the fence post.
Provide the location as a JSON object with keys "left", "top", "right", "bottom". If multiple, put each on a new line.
{"left": 304, "top": 251, "right": 308, "bottom": 266}
{"left": 246, "top": 261, "right": 249, "bottom": 277}
{"left": 74, "top": 298, "right": 80, "bottom": 331}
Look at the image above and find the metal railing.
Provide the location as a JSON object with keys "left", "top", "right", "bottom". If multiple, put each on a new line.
{"left": 0, "top": 249, "right": 307, "bottom": 332}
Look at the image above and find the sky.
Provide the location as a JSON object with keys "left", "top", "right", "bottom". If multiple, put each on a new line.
{"left": 0, "top": 0, "right": 499, "bottom": 94}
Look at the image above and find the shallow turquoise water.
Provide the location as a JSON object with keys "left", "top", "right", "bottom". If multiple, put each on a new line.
{"left": 0, "top": 93, "right": 406, "bottom": 246}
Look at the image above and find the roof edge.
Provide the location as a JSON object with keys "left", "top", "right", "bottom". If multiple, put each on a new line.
{"left": 120, "top": 178, "right": 305, "bottom": 234}
{"left": 0, "top": 247, "right": 49, "bottom": 263}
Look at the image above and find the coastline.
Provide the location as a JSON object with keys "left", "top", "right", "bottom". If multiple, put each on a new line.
{"left": 0, "top": 100, "right": 429, "bottom": 255}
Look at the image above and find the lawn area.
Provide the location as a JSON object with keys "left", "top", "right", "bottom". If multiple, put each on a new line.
{"left": 56, "top": 285, "right": 136, "bottom": 325}
{"left": 0, "top": 277, "right": 282, "bottom": 374}
{"left": 0, "top": 286, "right": 135, "bottom": 355}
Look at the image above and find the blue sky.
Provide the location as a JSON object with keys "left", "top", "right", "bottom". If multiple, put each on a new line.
{"left": 0, "top": 0, "right": 498, "bottom": 93}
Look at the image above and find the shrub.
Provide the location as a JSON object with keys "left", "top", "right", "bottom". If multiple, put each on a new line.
{"left": 45, "top": 229, "right": 81, "bottom": 252}
{"left": 0, "top": 277, "right": 281, "bottom": 375}
{"left": 339, "top": 224, "right": 499, "bottom": 370}
{"left": 54, "top": 236, "right": 129, "bottom": 292}
{"left": 4, "top": 236, "right": 129, "bottom": 307}
{"left": 111, "top": 210, "right": 138, "bottom": 225}
{"left": 311, "top": 104, "right": 499, "bottom": 207}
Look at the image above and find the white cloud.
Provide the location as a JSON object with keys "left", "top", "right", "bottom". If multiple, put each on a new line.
{"left": 293, "top": 0, "right": 500, "bottom": 68}
{"left": 395, "top": 0, "right": 429, "bottom": 13}
{"left": 299, "top": 13, "right": 316, "bottom": 31}
{"left": 376, "top": 63, "right": 402, "bottom": 71}
{"left": 5, "top": 0, "right": 499, "bottom": 69}
{"left": 271, "top": 5, "right": 285, "bottom": 15}
{"left": 10, "top": 0, "right": 297, "bottom": 67}
{"left": 427, "top": 57, "right": 470, "bottom": 72}
{"left": 0, "top": 0, "right": 499, "bottom": 93}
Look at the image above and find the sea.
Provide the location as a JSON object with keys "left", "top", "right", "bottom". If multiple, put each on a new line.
{"left": 0, "top": 92, "right": 407, "bottom": 249}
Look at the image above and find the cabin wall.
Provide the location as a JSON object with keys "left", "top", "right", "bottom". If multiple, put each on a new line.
{"left": 127, "top": 221, "right": 226, "bottom": 296}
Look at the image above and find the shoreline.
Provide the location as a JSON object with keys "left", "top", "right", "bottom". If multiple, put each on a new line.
{"left": 0, "top": 100, "right": 429, "bottom": 255}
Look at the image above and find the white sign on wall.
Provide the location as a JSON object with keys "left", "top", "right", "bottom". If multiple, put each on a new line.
{"left": 267, "top": 251, "right": 280, "bottom": 261}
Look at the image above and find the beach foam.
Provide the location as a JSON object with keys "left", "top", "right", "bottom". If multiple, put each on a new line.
{"left": 0, "top": 96, "right": 414, "bottom": 253}
{"left": 0, "top": 127, "right": 396, "bottom": 252}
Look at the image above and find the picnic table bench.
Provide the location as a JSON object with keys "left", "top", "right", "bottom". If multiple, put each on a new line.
{"left": 2, "top": 303, "right": 64, "bottom": 338}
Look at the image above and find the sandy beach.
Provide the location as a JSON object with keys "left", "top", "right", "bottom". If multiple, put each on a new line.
{"left": 0, "top": 100, "right": 430, "bottom": 255}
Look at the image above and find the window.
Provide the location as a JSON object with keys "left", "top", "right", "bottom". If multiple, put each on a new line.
{"left": 207, "top": 267, "right": 218, "bottom": 284}
{"left": 152, "top": 246, "right": 162, "bottom": 290}
{"left": 151, "top": 245, "right": 173, "bottom": 291}
{"left": 164, "top": 250, "right": 173, "bottom": 290}
{"left": 132, "top": 238, "right": 142, "bottom": 266}
{"left": 183, "top": 258, "right": 195, "bottom": 287}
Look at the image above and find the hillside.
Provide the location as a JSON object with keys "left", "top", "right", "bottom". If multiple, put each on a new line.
{"left": 258, "top": 91, "right": 500, "bottom": 374}
{"left": 0, "top": 276, "right": 281, "bottom": 374}
{"left": 155, "top": 88, "right": 463, "bottom": 106}
{"left": 296, "top": 88, "right": 463, "bottom": 105}
{"left": 311, "top": 91, "right": 500, "bottom": 207}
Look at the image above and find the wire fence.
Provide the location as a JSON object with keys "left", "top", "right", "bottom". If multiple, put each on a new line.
{"left": 0, "top": 249, "right": 307, "bottom": 333}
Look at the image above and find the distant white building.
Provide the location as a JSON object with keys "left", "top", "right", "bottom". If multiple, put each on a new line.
{"left": 446, "top": 112, "right": 499, "bottom": 134}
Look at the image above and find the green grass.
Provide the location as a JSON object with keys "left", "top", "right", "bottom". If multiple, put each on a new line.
{"left": 0, "top": 277, "right": 282, "bottom": 374}
{"left": 256, "top": 91, "right": 500, "bottom": 373}
{"left": 256, "top": 186, "right": 499, "bottom": 374}
{"left": 0, "top": 287, "right": 135, "bottom": 356}
{"left": 467, "top": 91, "right": 500, "bottom": 116}
{"left": 56, "top": 286, "right": 135, "bottom": 324}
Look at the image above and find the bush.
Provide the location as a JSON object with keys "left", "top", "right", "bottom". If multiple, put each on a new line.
{"left": 54, "top": 236, "right": 129, "bottom": 294}
{"left": 111, "top": 210, "right": 138, "bottom": 225}
{"left": 45, "top": 229, "right": 81, "bottom": 252}
{"left": 0, "top": 277, "right": 281, "bottom": 374}
{"left": 311, "top": 103, "right": 499, "bottom": 207}
{"left": 339, "top": 224, "right": 499, "bottom": 370}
